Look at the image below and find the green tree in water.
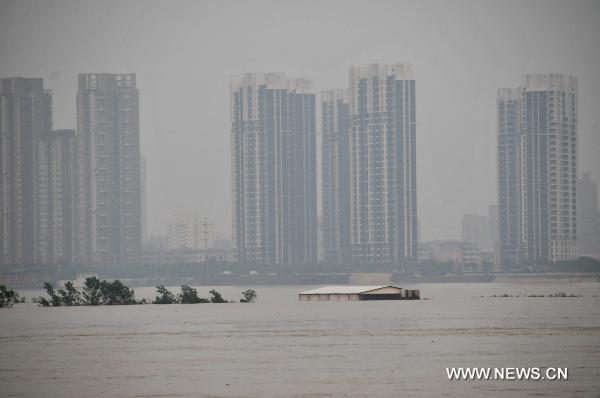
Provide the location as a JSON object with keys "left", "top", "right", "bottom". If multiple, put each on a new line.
{"left": 38, "top": 282, "right": 62, "bottom": 307}
{"left": 240, "top": 289, "right": 257, "bottom": 303}
{"left": 83, "top": 276, "right": 103, "bottom": 305}
{"left": 57, "top": 281, "right": 82, "bottom": 306}
{"left": 179, "top": 285, "right": 209, "bottom": 304}
{"left": 153, "top": 285, "right": 177, "bottom": 304}
{"left": 38, "top": 279, "right": 139, "bottom": 306}
{"left": 209, "top": 289, "right": 227, "bottom": 303}
{"left": 100, "top": 280, "right": 137, "bottom": 305}
{"left": 0, "top": 285, "right": 20, "bottom": 308}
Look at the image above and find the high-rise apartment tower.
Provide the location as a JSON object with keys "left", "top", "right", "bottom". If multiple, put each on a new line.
{"left": 348, "top": 64, "right": 418, "bottom": 265}
{"left": 231, "top": 73, "right": 317, "bottom": 266}
{"left": 0, "top": 78, "right": 52, "bottom": 267}
{"left": 321, "top": 89, "right": 351, "bottom": 264}
{"left": 75, "top": 73, "right": 141, "bottom": 265}
{"left": 497, "top": 74, "right": 578, "bottom": 267}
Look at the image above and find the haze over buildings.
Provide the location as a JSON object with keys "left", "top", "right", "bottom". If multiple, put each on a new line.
{"left": 2, "top": 1, "right": 598, "bottom": 243}
{"left": 0, "top": 1, "right": 599, "bottom": 272}
{"left": 462, "top": 214, "right": 491, "bottom": 252}
{"left": 0, "top": 74, "right": 142, "bottom": 269}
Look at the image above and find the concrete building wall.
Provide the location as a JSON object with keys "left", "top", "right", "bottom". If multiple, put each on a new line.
{"left": 231, "top": 73, "right": 317, "bottom": 266}
{"left": 497, "top": 87, "right": 523, "bottom": 269}
{"left": 577, "top": 173, "right": 599, "bottom": 257}
{"left": 36, "top": 129, "right": 75, "bottom": 265}
{"left": 0, "top": 78, "right": 52, "bottom": 267}
{"left": 497, "top": 74, "right": 578, "bottom": 267}
{"left": 348, "top": 64, "right": 418, "bottom": 265}
{"left": 321, "top": 89, "right": 351, "bottom": 264}
{"left": 521, "top": 74, "right": 577, "bottom": 262}
{"left": 75, "top": 73, "right": 141, "bottom": 266}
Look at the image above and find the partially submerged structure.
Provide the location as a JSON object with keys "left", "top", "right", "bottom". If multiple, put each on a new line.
{"left": 299, "top": 285, "right": 419, "bottom": 301}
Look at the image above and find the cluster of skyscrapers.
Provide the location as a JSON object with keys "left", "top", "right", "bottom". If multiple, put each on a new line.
{"left": 233, "top": 68, "right": 596, "bottom": 270}
{"left": 0, "top": 74, "right": 142, "bottom": 269}
{"left": 231, "top": 64, "right": 419, "bottom": 267}
{"left": 1, "top": 68, "right": 596, "bottom": 271}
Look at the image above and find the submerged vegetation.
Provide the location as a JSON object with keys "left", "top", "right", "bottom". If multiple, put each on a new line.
{"left": 240, "top": 289, "right": 257, "bottom": 303}
{"left": 37, "top": 277, "right": 140, "bottom": 306}
{"left": 152, "top": 285, "right": 256, "bottom": 304}
{"left": 209, "top": 289, "right": 227, "bottom": 303}
{"left": 490, "top": 292, "right": 582, "bottom": 298}
{"left": 1, "top": 279, "right": 257, "bottom": 307}
{"left": 0, "top": 284, "right": 24, "bottom": 308}
{"left": 153, "top": 284, "right": 178, "bottom": 304}
{"left": 179, "top": 285, "right": 210, "bottom": 304}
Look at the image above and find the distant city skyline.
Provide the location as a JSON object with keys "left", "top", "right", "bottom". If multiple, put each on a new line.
{"left": 2, "top": 0, "right": 598, "bottom": 241}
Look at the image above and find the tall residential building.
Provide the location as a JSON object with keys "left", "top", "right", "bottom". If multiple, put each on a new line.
{"left": 75, "top": 73, "right": 141, "bottom": 265}
{"left": 165, "top": 216, "right": 206, "bottom": 250}
{"left": 522, "top": 74, "right": 578, "bottom": 262}
{"left": 488, "top": 204, "right": 499, "bottom": 252}
{"left": 497, "top": 74, "right": 578, "bottom": 267}
{"left": 231, "top": 73, "right": 317, "bottom": 266}
{"left": 577, "top": 172, "right": 599, "bottom": 257}
{"left": 348, "top": 64, "right": 417, "bottom": 264}
{"left": 36, "top": 129, "right": 75, "bottom": 265}
{"left": 0, "top": 78, "right": 52, "bottom": 267}
{"left": 140, "top": 155, "right": 147, "bottom": 245}
{"left": 321, "top": 89, "right": 351, "bottom": 264}
{"left": 497, "top": 88, "right": 523, "bottom": 268}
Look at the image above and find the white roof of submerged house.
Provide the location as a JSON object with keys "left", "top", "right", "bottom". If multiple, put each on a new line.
{"left": 300, "top": 285, "right": 403, "bottom": 295}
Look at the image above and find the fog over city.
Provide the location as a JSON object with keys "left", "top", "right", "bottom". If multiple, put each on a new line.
{"left": 2, "top": 0, "right": 598, "bottom": 241}
{"left": 3, "top": 2, "right": 600, "bottom": 397}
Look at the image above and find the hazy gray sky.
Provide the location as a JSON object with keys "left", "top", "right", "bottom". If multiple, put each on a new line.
{"left": 1, "top": 0, "right": 599, "bottom": 240}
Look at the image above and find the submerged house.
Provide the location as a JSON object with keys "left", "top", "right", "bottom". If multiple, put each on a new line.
{"left": 299, "top": 285, "right": 420, "bottom": 301}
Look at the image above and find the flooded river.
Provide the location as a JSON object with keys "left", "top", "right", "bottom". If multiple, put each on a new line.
{"left": 1, "top": 283, "right": 599, "bottom": 397}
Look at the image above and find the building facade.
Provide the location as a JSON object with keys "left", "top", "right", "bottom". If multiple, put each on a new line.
{"left": 497, "top": 74, "right": 578, "bottom": 267}
{"left": 231, "top": 73, "right": 317, "bottom": 266}
{"left": 36, "top": 129, "right": 75, "bottom": 265}
{"left": 140, "top": 155, "right": 147, "bottom": 245}
{"left": 348, "top": 64, "right": 418, "bottom": 264}
{"left": 0, "top": 78, "right": 53, "bottom": 267}
{"left": 75, "top": 73, "right": 141, "bottom": 265}
{"left": 462, "top": 214, "right": 491, "bottom": 252}
{"left": 497, "top": 88, "right": 523, "bottom": 268}
{"left": 522, "top": 74, "right": 578, "bottom": 262}
{"left": 165, "top": 216, "right": 203, "bottom": 250}
{"left": 577, "top": 172, "right": 599, "bottom": 257}
{"left": 321, "top": 89, "right": 351, "bottom": 264}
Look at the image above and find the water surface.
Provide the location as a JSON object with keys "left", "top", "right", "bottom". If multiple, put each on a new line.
{"left": 1, "top": 283, "right": 599, "bottom": 397}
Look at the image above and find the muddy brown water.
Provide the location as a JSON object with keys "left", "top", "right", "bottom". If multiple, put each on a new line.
{"left": 1, "top": 283, "right": 599, "bottom": 397}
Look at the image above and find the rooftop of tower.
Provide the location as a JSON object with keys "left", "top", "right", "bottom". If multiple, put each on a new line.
{"left": 230, "top": 72, "right": 313, "bottom": 93}
{"left": 521, "top": 73, "right": 577, "bottom": 92}
{"left": 349, "top": 63, "right": 414, "bottom": 81}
